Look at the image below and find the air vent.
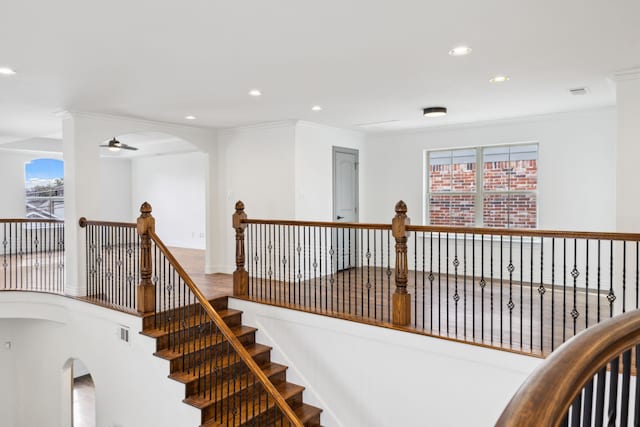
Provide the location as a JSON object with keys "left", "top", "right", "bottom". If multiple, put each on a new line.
{"left": 569, "top": 87, "right": 589, "bottom": 96}
{"left": 118, "top": 325, "right": 130, "bottom": 343}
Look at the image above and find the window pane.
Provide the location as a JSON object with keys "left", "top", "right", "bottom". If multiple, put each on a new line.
{"left": 483, "top": 193, "right": 537, "bottom": 228}
{"left": 452, "top": 150, "right": 476, "bottom": 192}
{"left": 429, "top": 194, "right": 475, "bottom": 226}
{"left": 429, "top": 149, "right": 476, "bottom": 193}
{"left": 484, "top": 145, "right": 537, "bottom": 191}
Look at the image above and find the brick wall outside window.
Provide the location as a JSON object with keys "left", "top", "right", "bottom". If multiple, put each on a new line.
{"left": 427, "top": 146, "right": 538, "bottom": 228}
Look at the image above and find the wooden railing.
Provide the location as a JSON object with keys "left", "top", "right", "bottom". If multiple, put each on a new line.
{"left": 497, "top": 308, "right": 640, "bottom": 426}
{"left": 82, "top": 203, "right": 303, "bottom": 426}
{"left": 233, "top": 200, "right": 640, "bottom": 356}
{"left": 0, "top": 218, "right": 65, "bottom": 293}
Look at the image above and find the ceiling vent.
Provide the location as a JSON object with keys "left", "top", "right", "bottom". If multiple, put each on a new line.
{"left": 569, "top": 87, "right": 589, "bottom": 96}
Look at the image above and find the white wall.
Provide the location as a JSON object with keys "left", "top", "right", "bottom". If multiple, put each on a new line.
{"left": 216, "top": 122, "right": 297, "bottom": 272}
{"left": 362, "top": 108, "right": 617, "bottom": 232}
{"left": 616, "top": 73, "right": 640, "bottom": 232}
{"left": 132, "top": 152, "right": 206, "bottom": 249}
{"left": 229, "top": 298, "right": 541, "bottom": 427}
{"left": 294, "top": 121, "right": 366, "bottom": 221}
{"left": 100, "top": 158, "right": 132, "bottom": 222}
{"left": 0, "top": 292, "right": 200, "bottom": 427}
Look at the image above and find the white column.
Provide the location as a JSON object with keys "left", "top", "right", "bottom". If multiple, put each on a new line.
{"left": 62, "top": 114, "right": 102, "bottom": 296}
{"left": 615, "top": 68, "right": 640, "bottom": 232}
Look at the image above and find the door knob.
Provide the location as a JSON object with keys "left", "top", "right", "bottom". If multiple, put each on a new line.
{"left": 337, "top": 216, "right": 344, "bottom": 220}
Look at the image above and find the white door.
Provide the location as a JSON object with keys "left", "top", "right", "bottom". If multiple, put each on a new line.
{"left": 333, "top": 147, "right": 359, "bottom": 270}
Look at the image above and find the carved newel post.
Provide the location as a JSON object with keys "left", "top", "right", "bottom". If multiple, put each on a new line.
{"left": 137, "top": 201, "right": 156, "bottom": 313}
{"left": 392, "top": 200, "right": 411, "bottom": 326}
{"left": 233, "top": 201, "right": 249, "bottom": 297}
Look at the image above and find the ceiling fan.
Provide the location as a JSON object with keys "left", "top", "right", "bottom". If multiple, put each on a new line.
{"left": 100, "top": 137, "right": 138, "bottom": 152}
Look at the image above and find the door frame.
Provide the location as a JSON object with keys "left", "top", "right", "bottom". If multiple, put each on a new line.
{"left": 332, "top": 146, "right": 359, "bottom": 222}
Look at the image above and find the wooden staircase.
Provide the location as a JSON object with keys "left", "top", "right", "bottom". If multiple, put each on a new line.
{"left": 141, "top": 296, "right": 323, "bottom": 427}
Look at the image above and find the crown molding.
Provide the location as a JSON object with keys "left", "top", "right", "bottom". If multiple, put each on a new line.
{"left": 612, "top": 68, "right": 640, "bottom": 82}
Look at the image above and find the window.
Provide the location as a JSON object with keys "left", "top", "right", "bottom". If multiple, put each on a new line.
{"left": 426, "top": 144, "right": 538, "bottom": 228}
{"left": 25, "top": 158, "right": 64, "bottom": 220}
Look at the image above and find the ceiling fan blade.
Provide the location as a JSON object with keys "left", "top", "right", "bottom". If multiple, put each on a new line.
{"left": 121, "top": 144, "right": 138, "bottom": 151}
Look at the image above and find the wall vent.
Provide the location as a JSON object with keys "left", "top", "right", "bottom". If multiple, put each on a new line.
{"left": 118, "top": 325, "right": 130, "bottom": 343}
{"left": 569, "top": 87, "right": 589, "bottom": 96}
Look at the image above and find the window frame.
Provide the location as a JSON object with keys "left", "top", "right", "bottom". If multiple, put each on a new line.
{"left": 424, "top": 142, "right": 539, "bottom": 228}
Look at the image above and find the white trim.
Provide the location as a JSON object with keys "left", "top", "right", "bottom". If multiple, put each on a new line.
{"left": 612, "top": 68, "right": 640, "bottom": 82}
{"left": 218, "top": 120, "right": 298, "bottom": 136}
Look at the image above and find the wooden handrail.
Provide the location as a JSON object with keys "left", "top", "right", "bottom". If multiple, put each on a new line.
{"left": 496, "top": 309, "right": 640, "bottom": 426}
{"left": 406, "top": 224, "right": 640, "bottom": 241}
{"left": 242, "top": 218, "right": 640, "bottom": 241}
{"left": 0, "top": 218, "right": 63, "bottom": 224}
{"left": 150, "top": 229, "right": 304, "bottom": 427}
{"left": 78, "top": 217, "right": 136, "bottom": 228}
{"left": 242, "top": 218, "right": 392, "bottom": 230}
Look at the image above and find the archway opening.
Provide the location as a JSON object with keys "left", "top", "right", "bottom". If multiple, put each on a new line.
{"left": 71, "top": 359, "right": 95, "bottom": 427}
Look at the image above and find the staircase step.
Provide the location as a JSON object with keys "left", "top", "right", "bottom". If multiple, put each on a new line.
{"left": 177, "top": 361, "right": 288, "bottom": 398}
{"left": 294, "top": 403, "right": 323, "bottom": 426}
{"left": 154, "top": 325, "right": 257, "bottom": 361}
{"left": 142, "top": 296, "right": 229, "bottom": 330}
{"left": 181, "top": 362, "right": 287, "bottom": 402}
{"left": 196, "top": 381, "right": 305, "bottom": 426}
{"left": 142, "top": 309, "right": 244, "bottom": 351}
{"left": 165, "top": 342, "right": 272, "bottom": 376}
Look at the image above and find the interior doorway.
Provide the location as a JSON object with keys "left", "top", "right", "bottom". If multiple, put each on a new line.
{"left": 332, "top": 147, "right": 359, "bottom": 270}
{"left": 72, "top": 359, "right": 95, "bottom": 427}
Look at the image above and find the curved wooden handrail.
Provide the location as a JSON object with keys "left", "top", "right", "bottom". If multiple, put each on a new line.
{"left": 0, "top": 218, "right": 63, "bottom": 224}
{"left": 243, "top": 218, "right": 392, "bottom": 230}
{"left": 496, "top": 309, "right": 640, "bottom": 426}
{"left": 149, "top": 231, "right": 304, "bottom": 427}
{"left": 78, "top": 217, "right": 136, "bottom": 228}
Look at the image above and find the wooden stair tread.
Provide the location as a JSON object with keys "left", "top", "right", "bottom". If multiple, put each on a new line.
{"left": 294, "top": 403, "right": 323, "bottom": 424}
{"left": 175, "top": 360, "right": 287, "bottom": 390}
{"left": 142, "top": 308, "right": 242, "bottom": 338}
{"left": 198, "top": 382, "right": 306, "bottom": 426}
{"left": 154, "top": 325, "right": 258, "bottom": 360}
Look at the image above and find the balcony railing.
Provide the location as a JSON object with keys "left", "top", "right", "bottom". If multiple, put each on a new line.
{"left": 0, "top": 219, "right": 65, "bottom": 293}
{"left": 232, "top": 200, "right": 640, "bottom": 356}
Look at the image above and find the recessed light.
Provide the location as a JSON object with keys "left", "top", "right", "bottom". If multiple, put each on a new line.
{"left": 249, "top": 89, "right": 262, "bottom": 97}
{"left": 490, "top": 75, "right": 510, "bottom": 83}
{"left": 0, "top": 67, "right": 16, "bottom": 76}
{"left": 185, "top": 115, "right": 197, "bottom": 120}
{"left": 423, "top": 107, "right": 447, "bottom": 118}
{"left": 448, "top": 46, "right": 472, "bottom": 56}
{"left": 311, "top": 105, "right": 323, "bottom": 112}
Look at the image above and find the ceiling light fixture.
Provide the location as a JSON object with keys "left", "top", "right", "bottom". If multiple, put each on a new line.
{"left": 249, "top": 89, "right": 262, "bottom": 97}
{"left": 185, "top": 115, "right": 197, "bottom": 120}
{"left": 0, "top": 67, "right": 16, "bottom": 76}
{"left": 490, "top": 75, "right": 510, "bottom": 83}
{"left": 448, "top": 46, "right": 472, "bottom": 56}
{"left": 423, "top": 107, "right": 447, "bottom": 118}
{"left": 311, "top": 105, "right": 323, "bottom": 112}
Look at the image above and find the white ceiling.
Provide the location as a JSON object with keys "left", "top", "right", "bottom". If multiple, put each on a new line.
{"left": 0, "top": 0, "right": 639, "bottom": 144}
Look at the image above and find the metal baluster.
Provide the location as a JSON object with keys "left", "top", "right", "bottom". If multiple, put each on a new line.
{"left": 597, "top": 240, "right": 602, "bottom": 323}
{"left": 621, "top": 349, "right": 632, "bottom": 425}
{"left": 508, "top": 236, "right": 514, "bottom": 347}
{"left": 609, "top": 240, "right": 614, "bottom": 318}
{"left": 415, "top": 231, "right": 418, "bottom": 328}
{"left": 594, "top": 367, "right": 606, "bottom": 425}
{"left": 563, "top": 238, "right": 566, "bottom": 344}
{"left": 583, "top": 378, "right": 594, "bottom": 427}
{"left": 608, "top": 357, "right": 619, "bottom": 425}
{"left": 530, "top": 236, "right": 534, "bottom": 352}
{"left": 569, "top": 390, "right": 582, "bottom": 427}
{"left": 446, "top": 232, "right": 450, "bottom": 335}
{"left": 552, "top": 238, "right": 556, "bottom": 350}
{"left": 585, "top": 240, "right": 589, "bottom": 329}
{"left": 520, "top": 236, "right": 523, "bottom": 350}
{"left": 463, "top": 233, "right": 467, "bottom": 340}
{"left": 438, "top": 232, "right": 442, "bottom": 334}
{"left": 623, "top": 241, "right": 627, "bottom": 313}
{"left": 453, "top": 233, "right": 459, "bottom": 337}
{"left": 490, "top": 234, "right": 494, "bottom": 345}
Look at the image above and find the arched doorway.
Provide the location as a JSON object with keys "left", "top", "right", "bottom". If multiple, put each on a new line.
{"left": 64, "top": 358, "right": 95, "bottom": 427}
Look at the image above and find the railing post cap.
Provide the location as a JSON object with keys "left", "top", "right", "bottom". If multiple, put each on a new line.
{"left": 235, "top": 200, "right": 245, "bottom": 211}
{"left": 395, "top": 200, "right": 407, "bottom": 215}
{"left": 140, "top": 201, "right": 152, "bottom": 215}
{"left": 78, "top": 217, "right": 87, "bottom": 228}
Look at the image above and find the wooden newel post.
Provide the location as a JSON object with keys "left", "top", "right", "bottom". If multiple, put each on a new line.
{"left": 392, "top": 200, "right": 411, "bottom": 326}
{"left": 137, "top": 201, "right": 156, "bottom": 313}
{"left": 232, "top": 201, "right": 249, "bottom": 297}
